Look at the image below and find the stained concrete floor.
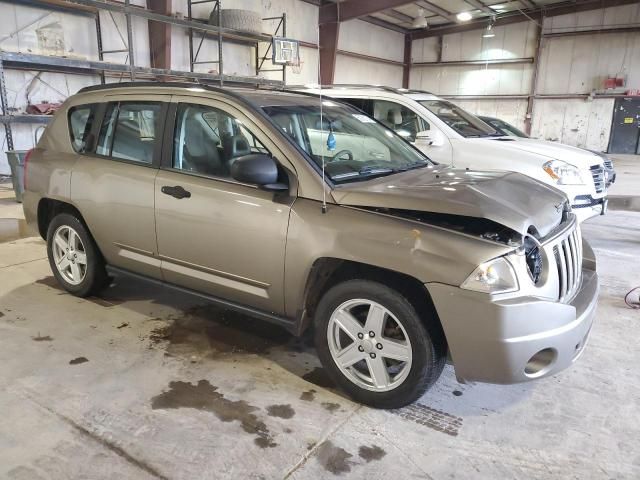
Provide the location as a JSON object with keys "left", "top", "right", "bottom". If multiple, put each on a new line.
{"left": 0, "top": 180, "right": 639, "bottom": 480}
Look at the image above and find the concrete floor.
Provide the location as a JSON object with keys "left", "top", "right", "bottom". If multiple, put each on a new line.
{"left": 0, "top": 178, "right": 639, "bottom": 480}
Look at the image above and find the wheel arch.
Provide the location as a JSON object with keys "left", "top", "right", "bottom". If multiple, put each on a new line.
{"left": 297, "top": 257, "right": 446, "bottom": 350}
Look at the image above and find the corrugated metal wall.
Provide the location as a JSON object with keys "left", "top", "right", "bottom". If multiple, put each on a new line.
{"left": 410, "top": 3, "right": 640, "bottom": 152}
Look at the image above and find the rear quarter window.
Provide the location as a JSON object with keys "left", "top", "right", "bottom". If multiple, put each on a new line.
{"left": 68, "top": 104, "right": 97, "bottom": 153}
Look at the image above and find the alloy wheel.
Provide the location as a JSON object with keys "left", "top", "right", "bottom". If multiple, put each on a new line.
{"left": 327, "top": 299, "right": 413, "bottom": 392}
{"left": 52, "top": 225, "right": 88, "bottom": 286}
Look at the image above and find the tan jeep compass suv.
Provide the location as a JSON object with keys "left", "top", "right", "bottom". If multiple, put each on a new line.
{"left": 22, "top": 83, "right": 599, "bottom": 408}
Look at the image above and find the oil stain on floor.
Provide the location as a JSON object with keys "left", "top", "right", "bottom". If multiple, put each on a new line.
{"left": 148, "top": 305, "right": 291, "bottom": 359}
{"left": 315, "top": 440, "right": 354, "bottom": 475}
{"left": 0, "top": 218, "right": 31, "bottom": 243}
{"left": 151, "top": 380, "right": 277, "bottom": 448}
{"left": 358, "top": 445, "right": 386, "bottom": 462}
{"left": 266, "top": 404, "right": 295, "bottom": 419}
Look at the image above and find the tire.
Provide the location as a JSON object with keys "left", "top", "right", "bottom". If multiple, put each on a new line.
{"left": 46, "top": 213, "right": 108, "bottom": 297}
{"left": 314, "top": 279, "right": 445, "bottom": 409}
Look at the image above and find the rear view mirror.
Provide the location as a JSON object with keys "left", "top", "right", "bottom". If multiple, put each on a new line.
{"left": 231, "top": 154, "right": 287, "bottom": 191}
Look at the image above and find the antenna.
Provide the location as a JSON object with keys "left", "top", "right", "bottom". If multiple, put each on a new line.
{"left": 317, "top": 26, "right": 327, "bottom": 214}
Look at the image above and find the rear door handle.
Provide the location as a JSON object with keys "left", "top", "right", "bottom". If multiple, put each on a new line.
{"left": 161, "top": 185, "right": 191, "bottom": 199}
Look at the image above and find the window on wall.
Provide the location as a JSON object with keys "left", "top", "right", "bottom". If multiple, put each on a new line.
{"left": 172, "top": 103, "right": 270, "bottom": 178}
{"left": 96, "top": 102, "right": 162, "bottom": 164}
{"left": 68, "top": 104, "right": 97, "bottom": 153}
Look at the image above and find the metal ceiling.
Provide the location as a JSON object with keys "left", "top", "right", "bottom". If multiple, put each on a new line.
{"left": 319, "top": 0, "right": 635, "bottom": 35}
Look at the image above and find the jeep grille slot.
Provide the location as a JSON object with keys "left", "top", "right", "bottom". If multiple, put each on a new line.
{"left": 552, "top": 224, "right": 583, "bottom": 302}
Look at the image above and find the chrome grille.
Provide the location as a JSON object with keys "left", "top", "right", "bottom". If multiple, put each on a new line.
{"left": 603, "top": 159, "right": 613, "bottom": 169}
{"left": 590, "top": 164, "right": 605, "bottom": 193}
{"left": 552, "top": 223, "right": 583, "bottom": 302}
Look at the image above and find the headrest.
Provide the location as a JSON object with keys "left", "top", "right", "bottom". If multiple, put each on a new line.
{"left": 388, "top": 109, "right": 402, "bottom": 125}
{"left": 223, "top": 134, "right": 251, "bottom": 160}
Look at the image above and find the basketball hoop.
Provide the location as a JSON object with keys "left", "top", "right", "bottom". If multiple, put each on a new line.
{"left": 291, "top": 58, "right": 304, "bottom": 75}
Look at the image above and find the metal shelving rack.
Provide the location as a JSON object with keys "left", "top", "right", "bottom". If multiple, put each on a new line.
{"left": 1, "top": 0, "right": 287, "bottom": 151}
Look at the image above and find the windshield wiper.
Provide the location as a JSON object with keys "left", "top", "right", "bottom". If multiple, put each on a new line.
{"left": 395, "top": 162, "right": 431, "bottom": 172}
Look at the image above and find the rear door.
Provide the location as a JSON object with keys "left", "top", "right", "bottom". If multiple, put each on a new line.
{"left": 70, "top": 95, "right": 170, "bottom": 279}
{"left": 154, "top": 95, "right": 296, "bottom": 314}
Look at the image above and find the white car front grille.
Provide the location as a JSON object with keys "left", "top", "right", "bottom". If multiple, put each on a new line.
{"left": 551, "top": 221, "right": 583, "bottom": 302}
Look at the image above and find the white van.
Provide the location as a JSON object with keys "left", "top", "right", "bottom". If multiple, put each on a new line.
{"left": 295, "top": 85, "right": 608, "bottom": 222}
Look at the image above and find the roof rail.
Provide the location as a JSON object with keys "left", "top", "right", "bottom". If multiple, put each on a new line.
{"left": 288, "top": 84, "right": 434, "bottom": 95}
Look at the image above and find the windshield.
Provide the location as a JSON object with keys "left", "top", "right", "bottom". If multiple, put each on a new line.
{"left": 262, "top": 102, "right": 432, "bottom": 184}
{"left": 419, "top": 100, "right": 497, "bottom": 138}
{"left": 484, "top": 118, "right": 528, "bottom": 138}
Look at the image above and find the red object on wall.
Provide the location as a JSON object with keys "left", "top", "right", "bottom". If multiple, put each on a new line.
{"left": 604, "top": 77, "right": 625, "bottom": 89}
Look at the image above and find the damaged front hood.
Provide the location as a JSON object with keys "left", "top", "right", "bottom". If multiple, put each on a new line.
{"left": 332, "top": 166, "right": 568, "bottom": 238}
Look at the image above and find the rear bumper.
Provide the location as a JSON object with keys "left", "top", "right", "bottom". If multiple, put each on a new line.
{"left": 428, "top": 267, "right": 598, "bottom": 384}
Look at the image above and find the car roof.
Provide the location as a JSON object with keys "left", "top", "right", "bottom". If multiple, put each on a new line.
{"left": 289, "top": 84, "right": 441, "bottom": 101}
{"left": 77, "top": 81, "right": 323, "bottom": 108}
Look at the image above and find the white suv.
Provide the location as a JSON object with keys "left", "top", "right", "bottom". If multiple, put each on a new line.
{"left": 295, "top": 85, "right": 608, "bottom": 223}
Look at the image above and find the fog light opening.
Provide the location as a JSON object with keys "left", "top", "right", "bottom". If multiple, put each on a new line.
{"left": 524, "top": 348, "right": 557, "bottom": 377}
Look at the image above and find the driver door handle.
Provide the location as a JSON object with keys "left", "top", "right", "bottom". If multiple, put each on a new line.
{"left": 161, "top": 185, "right": 191, "bottom": 199}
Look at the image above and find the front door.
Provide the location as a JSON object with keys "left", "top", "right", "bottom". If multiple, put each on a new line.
{"left": 609, "top": 97, "right": 640, "bottom": 154}
{"left": 154, "top": 97, "right": 295, "bottom": 314}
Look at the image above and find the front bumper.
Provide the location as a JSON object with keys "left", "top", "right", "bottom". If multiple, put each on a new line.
{"left": 571, "top": 195, "right": 607, "bottom": 221}
{"left": 428, "top": 267, "right": 599, "bottom": 384}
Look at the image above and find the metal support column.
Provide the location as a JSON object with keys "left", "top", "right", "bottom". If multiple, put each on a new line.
{"left": 125, "top": 0, "right": 136, "bottom": 80}
{"left": 95, "top": 13, "right": 106, "bottom": 84}
{"left": 0, "top": 60, "right": 14, "bottom": 151}
{"left": 217, "top": 1, "right": 223, "bottom": 85}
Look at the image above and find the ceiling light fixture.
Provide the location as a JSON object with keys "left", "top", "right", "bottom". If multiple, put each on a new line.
{"left": 457, "top": 11, "right": 472, "bottom": 21}
{"left": 482, "top": 24, "right": 495, "bottom": 38}
{"left": 411, "top": 8, "right": 429, "bottom": 29}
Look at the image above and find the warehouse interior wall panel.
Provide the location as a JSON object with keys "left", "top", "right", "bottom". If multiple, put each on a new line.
{"left": 334, "top": 54, "right": 403, "bottom": 87}
{"left": 531, "top": 98, "right": 615, "bottom": 152}
{"left": 337, "top": 18, "right": 404, "bottom": 62}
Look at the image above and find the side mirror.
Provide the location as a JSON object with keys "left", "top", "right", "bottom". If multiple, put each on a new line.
{"left": 230, "top": 154, "right": 288, "bottom": 191}
{"left": 415, "top": 129, "right": 444, "bottom": 147}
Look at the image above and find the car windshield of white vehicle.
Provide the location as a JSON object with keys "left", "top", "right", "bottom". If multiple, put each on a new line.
{"left": 263, "top": 103, "right": 433, "bottom": 184}
{"left": 484, "top": 118, "right": 528, "bottom": 138}
{"left": 419, "top": 100, "right": 498, "bottom": 138}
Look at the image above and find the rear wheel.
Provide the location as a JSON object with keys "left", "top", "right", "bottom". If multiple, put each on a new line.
{"left": 314, "top": 280, "right": 445, "bottom": 409}
{"left": 46, "top": 213, "right": 108, "bottom": 297}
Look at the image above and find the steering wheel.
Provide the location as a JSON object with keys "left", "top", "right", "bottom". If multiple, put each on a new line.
{"left": 330, "top": 149, "right": 353, "bottom": 162}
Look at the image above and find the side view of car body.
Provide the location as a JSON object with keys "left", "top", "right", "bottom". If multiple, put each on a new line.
{"left": 296, "top": 85, "right": 609, "bottom": 222}
{"left": 22, "top": 83, "right": 599, "bottom": 408}
{"left": 479, "top": 115, "right": 616, "bottom": 188}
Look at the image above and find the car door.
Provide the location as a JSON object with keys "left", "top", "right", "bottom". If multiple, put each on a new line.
{"left": 154, "top": 96, "right": 296, "bottom": 314}
{"left": 70, "top": 96, "right": 169, "bottom": 279}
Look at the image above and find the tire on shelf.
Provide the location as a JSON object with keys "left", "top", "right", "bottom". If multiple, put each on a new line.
{"left": 209, "top": 9, "right": 263, "bottom": 35}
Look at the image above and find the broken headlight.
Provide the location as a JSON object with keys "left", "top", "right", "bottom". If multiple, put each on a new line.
{"left": 523, "top": 236, "right": 543, "bottom": 284}
{"left": 461, "top": 256, "right": 519, "bottom": 294}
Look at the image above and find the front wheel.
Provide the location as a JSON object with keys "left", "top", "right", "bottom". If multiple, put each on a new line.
{"left": 314, "top": 280, "right": 445, "bottom": 409}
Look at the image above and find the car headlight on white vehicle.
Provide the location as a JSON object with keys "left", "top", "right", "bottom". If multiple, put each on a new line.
{"left": 460, "top": 256, "right": 519, "bottom": 294}
{"left": 542, "top": 160, "right": 584, "bottom": 185}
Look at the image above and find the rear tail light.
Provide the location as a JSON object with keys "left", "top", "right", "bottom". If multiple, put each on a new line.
{"left": 23, "top": 148, "right": 33, "bottom": 190}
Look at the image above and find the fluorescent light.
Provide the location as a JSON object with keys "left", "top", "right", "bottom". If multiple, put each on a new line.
{"left": 457, "top": 11, "right": 472, "bottom": 21}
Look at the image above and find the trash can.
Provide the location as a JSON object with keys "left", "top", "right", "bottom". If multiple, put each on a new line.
{"left": 6, "top": 150, "right": 27, "bottom": 203}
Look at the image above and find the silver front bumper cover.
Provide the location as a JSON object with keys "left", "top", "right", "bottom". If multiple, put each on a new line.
{"left": 428, "top": 267, "right": 598, "bottom": 384}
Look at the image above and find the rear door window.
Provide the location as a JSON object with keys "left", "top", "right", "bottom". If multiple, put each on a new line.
{"left": 96, "top": 102, "right": 162, "bottom": 164}
{"left": 68, "top": 104, "right": 98, "bottom": 153}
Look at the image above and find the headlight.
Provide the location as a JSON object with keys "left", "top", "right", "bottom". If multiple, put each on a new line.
{"left": 461, "top": 256, "right": 519, "bottom": 294}
{"left": 543, "top": 160, "right": 584, "bottom": 185}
